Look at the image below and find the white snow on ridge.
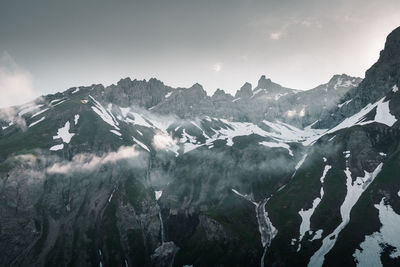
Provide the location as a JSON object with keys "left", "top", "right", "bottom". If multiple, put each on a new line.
{"left": 309, "top": 163, "right": 383, "bottom": 267}
{"left": 165, "top": 92, "right": 173, "bottom": 98}
{"left": 259, "top": 141, "right": 293, "bottom": 156}
{"left": 50, "top": 98, "right": 63, "bottom": 105}
{"left": 120, "top": 107, "right": 130, "bottom": 117}
{"left": 127, "top": 112, "right": 154, "bottom": 128}
{"left": 231, "top": 188, "right": 257, "bottom": 205}
{"left": 251, "top": 89, "right": 264, "bottom": 98}
{"left": 205, "top": 119, "right": 269, "bottom": 147}
{"left": 89, "top": 95, "right": 120, "bottom": 130}
{"left": 296, "top": 154, "right": 308, "bottom": 170}
{"left": 132, "top": 136, "right": 150, "bottom": 152}
{"left": 2, "top": 121, "right": 13, "bottom": 130}
{"left": 110, "top": 130, "right": 122, "bottom": 136}
{"left": 53, "top": 121, "right": 75, "bottom": 143}
{"left": 50, "top": 144, "right": 64, "bottom": 151}
{"left": 291, "top": 153, "right": 308, "bottom": 179}
{"left": 262, "top": 120, "right": 325, "bottom": 146}
{"left": 354, "top": 198, "right": 400, "bottom": 266}
{"left": 52, "top": 99, "right": 67, "bottom": 107}
{"left": 74, "top": 114, "right": 80, "bottom": 125}
{"left": 19, "top": 104, "right": 44, "bottom": 117}
{"left": 328, "top": 97, "right": 397, "bottom": 134}
{"left": 72, "top": 88, "right": 80, "bottom": 94}
{"left": 393, "top": 85, "right": 399, "bottom": 93}
{"left": 338, "top": 99, "right": 353, "bottom": 108}
{"left": 28, "top": 117, "right": 46, "bottom": 127}
{"left": 180, "top": 129, "right": 202, "bottom": 153}
{"left": 31, "top": 108, "right": 49, "bottom": 118}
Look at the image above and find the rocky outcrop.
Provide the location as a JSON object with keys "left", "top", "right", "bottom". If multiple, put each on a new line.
{"left": 150, "top": 242, "right": 179, "bottom": 267}
{"left": 317, "top": 26, "right": 400, "bottom": 128}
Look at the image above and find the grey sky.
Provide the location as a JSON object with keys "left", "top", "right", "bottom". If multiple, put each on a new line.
{"left": 0, "top": 0, "right": 400, "bottom": 106}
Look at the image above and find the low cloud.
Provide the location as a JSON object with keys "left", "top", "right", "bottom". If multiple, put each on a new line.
{"left": 47, "top": 145, "right": 141, "bottom": 174}
{"left": 153, "top": 132, "right": 178, "bottom": 150}
{"left": 0, "top": 52, "right": 37, "bottom": 108}
{"left": 285, "top": 107, "right": 305, "bottom": 118}
{"left": 267, "top": 18, "right": 322, "bottom": 41}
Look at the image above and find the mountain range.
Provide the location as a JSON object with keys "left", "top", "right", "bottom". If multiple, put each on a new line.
{"left": 1, "top": 26, "right": 400, "bottom": 267}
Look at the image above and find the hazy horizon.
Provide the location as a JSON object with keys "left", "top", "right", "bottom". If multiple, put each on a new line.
{"left": 1, "top": 0, "right": 400, "bottom": 107}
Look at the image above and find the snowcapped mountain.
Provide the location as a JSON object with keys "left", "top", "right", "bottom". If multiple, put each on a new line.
{"left": 0, "top": 26, "right": 400, "bottom": 267}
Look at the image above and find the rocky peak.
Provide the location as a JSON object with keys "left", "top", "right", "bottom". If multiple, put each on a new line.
{"left": 316, "top": 26, "right": 400, "bottom": 128}
{"left": 254, "top": 75, "right": 296, "bottom": 95}
{"left": 257, "top": 75, "right": 273, "bottom": 89}
{"left": 186, "top": 83, "right": 207, "bottom": 99}
{"left": 116, "top": 77, "right": 133, "bottom": 87}
{"left": 212, "top": 89, "right": 233, "bottom": 101}
{"left": 235, "top": 82, "right": 252, "bottom": 98}
{"left": 326, "top": 74, "right": 362, "bottom": 91}
{"left": 104, "top": 77, "right": 169, "bottom": 108}
{"left": 360, "top": 26, "right": 400, "bottom": 97}
{"left": 376, "top": 26, "right": 400, "bottom": 63}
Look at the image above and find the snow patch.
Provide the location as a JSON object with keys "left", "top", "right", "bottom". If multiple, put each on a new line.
{"left": 110, "top": 130, "right": 122, "bottom": 136}
{"left": 127, "top": 112, "right": 153, "bottom": 128}
{"left": 354, "top": 198, "right": 400, "bottom": 266}
{"left": 89, "top": 95, "right": 120, "bottom": 130}
{"left": 132, "top": 136, "right": 150, "bottom": 152}
{"left": 155, "top": 190, "right": 163, "bottom": 200}
{"left": 52, "top": 99, "right": 67, "bottom": 107}
{"left": 28, "top": 116, "right": 45, "bottom": 127}
{"left": 259, "top": 141, "right": 293, "bottom": 156}
{"left": 19, "top": 104, "right": 44, "bottom": 117}
{"left": 308, "top": 163, "right": 383, "bottom": 267}
{"left": 53, "top": 121, "right": 75, "bottom": 143}
{"left": 31, "top": 108, "right": 49, "bottom": 118}
{"left": 298, "top": 165, "right": 331, "bottom": 242}
{"left": 311, "top": 229, "right": 323, "bottom": 241}
{"left": 374, "top": 98, "right": 397, "bottom": 127}
{"left": 50, "top": 144, "right": 64, "bottom": 151}
{"left": 328, "top": 97, "right": 397, "bottom": 134}
{"left": 338, "top": 99, "right": 353, "bottom": 108}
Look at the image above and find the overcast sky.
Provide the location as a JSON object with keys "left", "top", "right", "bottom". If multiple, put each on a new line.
{"left": 0, "top": 0, "right": 400, "bottom": 107}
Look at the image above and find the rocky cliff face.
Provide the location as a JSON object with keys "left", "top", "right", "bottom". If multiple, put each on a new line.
{"left": 317, "top": 26, "right": 400, "bottom": 129}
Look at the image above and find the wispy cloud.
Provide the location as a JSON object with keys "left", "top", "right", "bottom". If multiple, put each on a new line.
{"left": 0, "top": 52, "right": 37, "bottom": 108}
{"left": 212, "top": 62, "right": 223, "bottom": 72}
{"left": 269, "top": 32, "right": 283, "bottom": 40}
{"left": 249, "top": 17, "right": 323, "bottom": 41}
{"left": 46, "top": 145, "right": 142, "bottom": 175}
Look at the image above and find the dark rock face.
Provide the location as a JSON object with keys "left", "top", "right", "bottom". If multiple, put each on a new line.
{"left": 212, "top": 89, "right": 233, "bottom": 102}
{"left": 317, "top": 26, "right": 400, "bottom": 128}
{"left": 104, "top": 77, "right": 172, "bottom": 108}
{"left": 150, "top": 242, "right": 179, "bottom": 267}
{"left": 235, "top": 82, "right": 253, "bottom": 98}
